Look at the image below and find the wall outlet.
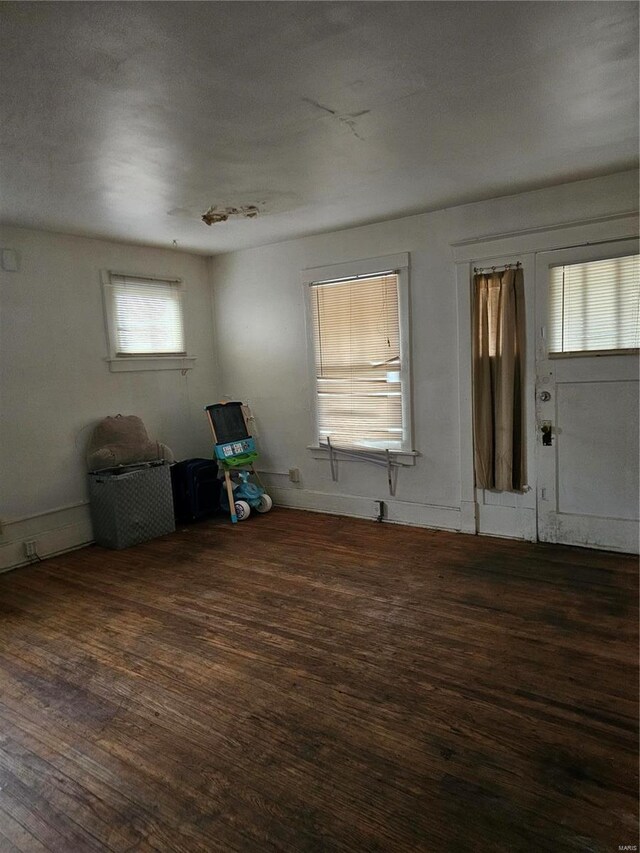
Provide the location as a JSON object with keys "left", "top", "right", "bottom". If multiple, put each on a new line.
{"left": 288, "top": 468, "right": 300, "bottom": 483}
{"left": 23, "top": 540, "right": 37, "bottom": 558}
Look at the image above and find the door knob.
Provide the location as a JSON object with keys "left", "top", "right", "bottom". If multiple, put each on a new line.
{"left": 541, "top": 421, "right": 553, "bottom": 446}
{"left": 539, "top": 391, "right": 551, "bottom": 402}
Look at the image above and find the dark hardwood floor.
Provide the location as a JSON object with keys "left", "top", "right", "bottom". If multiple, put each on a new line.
{"left": 0, "top": 508, "right": 637, "bottom": 852}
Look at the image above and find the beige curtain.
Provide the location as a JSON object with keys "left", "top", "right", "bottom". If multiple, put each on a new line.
{"left": 472, "top": 266, "right": 526, "bottom": 491}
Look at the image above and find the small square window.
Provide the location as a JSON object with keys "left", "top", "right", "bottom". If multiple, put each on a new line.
{"left": 548, "top": 254, "right": 639, "bottom": 355}
{"left": 102, "top": 272, "right": 193, "bottom": 371}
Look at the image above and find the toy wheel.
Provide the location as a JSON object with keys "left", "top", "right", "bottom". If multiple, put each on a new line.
{"left": 234, "top": 500, "right": 251, "bottom": 521}
{"left": 255, "top": 494, "right": 273, "bottom": 513}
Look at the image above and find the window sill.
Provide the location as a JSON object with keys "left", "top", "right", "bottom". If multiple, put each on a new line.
{"left": 548, "top": 348, "right": 639, "bottom": 359}
{"left": 307, "top": 445, "right": 418, "bottom": 464}
{"left": 106, "top": 356, "right": 196, "bottom": 373}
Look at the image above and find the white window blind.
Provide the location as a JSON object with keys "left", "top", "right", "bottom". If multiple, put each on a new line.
{"left": 109, "top": 275, "right": 186, "bottom": 356}
{"left": 310, "top": 272, "right": 404, "bottom": 450}
{"left": 548, "top": 254, "right": 640, "bottom": 354}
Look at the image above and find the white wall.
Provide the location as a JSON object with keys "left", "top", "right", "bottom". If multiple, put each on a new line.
{"left": 208, "top": 170, "right": 638, "bottom": 530}
{"left": 1, "top": 170, "right": 636, "bottom": 569}
{"left": 0, "top": 227, "right": 219, "bottom": 569}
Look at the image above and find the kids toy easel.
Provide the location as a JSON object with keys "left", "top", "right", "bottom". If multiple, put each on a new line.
{"left": 205, "top": 401, "right": 267, "bottom": 523}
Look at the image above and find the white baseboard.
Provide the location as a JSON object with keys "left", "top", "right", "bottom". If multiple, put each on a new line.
{"left": 0, "top": 503, "right": 93, "bottom": 572}
{"left": 267, "top": 486, "right": 461, "bottom": 532}
{"left": 0, "top": 488, "right": 538, "bottom": 574}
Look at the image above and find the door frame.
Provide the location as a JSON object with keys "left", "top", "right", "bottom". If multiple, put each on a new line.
{"left": 453, "top": 212, "right": 638, "bottom": 540}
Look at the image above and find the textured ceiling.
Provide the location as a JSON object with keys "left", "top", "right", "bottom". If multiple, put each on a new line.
{"left": 0, "top": 1, "right": 638, "bottom": 254}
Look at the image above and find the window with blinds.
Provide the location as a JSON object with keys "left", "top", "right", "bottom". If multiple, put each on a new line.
{"left": 548, "top": 254, "right": 639, "bottom": 354}
{"left": 107, "top": 274, "right": 186, "bottom": 356}
{"left": 310, "top": 271, "right": 405, "bottom": 450}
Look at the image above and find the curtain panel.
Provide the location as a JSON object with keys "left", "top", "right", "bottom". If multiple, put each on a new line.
{"left": 472, "top": 266, "right": 526, "bottom": 492}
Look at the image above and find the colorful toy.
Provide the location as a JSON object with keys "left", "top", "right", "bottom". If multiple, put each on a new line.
{"left": 205, "top": 401, "right": 273, "bottom": 523}
{"left": 219, "top": 470, "right": 273, "bottom": 520}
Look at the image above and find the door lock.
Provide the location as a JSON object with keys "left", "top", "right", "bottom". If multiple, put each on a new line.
{"left": 539, "top": 390, "right": 551, "bottom": 402}
{"left": 541, "top": 421, "right": 553, "bottom": 446}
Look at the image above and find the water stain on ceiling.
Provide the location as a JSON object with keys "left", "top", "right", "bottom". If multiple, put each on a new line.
{"left": 201, "top": 205, "right": 260, "bottom": 226}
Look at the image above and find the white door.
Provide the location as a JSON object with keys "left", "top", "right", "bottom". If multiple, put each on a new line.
{"left": 535, "top": 241, "right": 639, "bottom": 554}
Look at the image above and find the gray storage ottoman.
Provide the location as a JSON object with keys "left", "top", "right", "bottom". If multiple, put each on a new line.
{"left": 88, "top": 462, "right": 175, "bottom": 549}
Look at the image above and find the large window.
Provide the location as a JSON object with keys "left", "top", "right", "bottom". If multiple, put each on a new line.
{"left": 306, "top": 256, "right": 411, "bottom": 451}
{"left": 548, "top": 254, "right": 639, "bottom": 355}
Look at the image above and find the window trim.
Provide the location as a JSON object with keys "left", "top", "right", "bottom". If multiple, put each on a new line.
{"left": 101, "top": 270, "right": 195, "bottom": 372}
{"left": 302, "top": 253, "right": 413, "bottom": 453}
